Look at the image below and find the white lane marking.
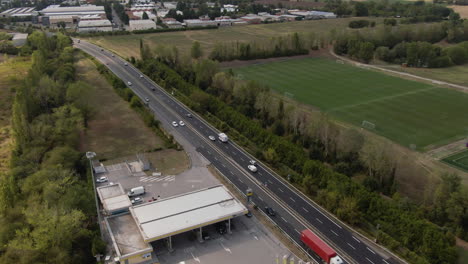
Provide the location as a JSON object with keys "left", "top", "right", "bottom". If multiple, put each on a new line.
{"left": 239, "top": 178, "right": 244, "bottom": 183}
{"left": 214, "top": 157, "right": 218, "bottom": 161}
{"left": 229, "top": 171, "right": 234, "bottom": 175}
{"left": 268, "top": 180, "right": 273, "bottom": 184}
{"left": 289, "top": 197, "right": 295, "bottom": 202}
{"left": 352, "top": 236, "right": 361, "bottom": 243}
{"left": 331, "top": 230, "right": 339, "bottom": 236}
{"left": 220, "top": 242, "right": 232, "bottom": 254}
{"left": 316, "top": 218, "right": 323, "bottom": 224}
{"left": 253, "top": 235, "right": 259, "bottom": 240}
{"left": 278, "top": 188, "right": 284, "bottom": 193}
{"left": 191, "top": 252, "right": 200, "bottom": 263}
{"left": 382, "top": 260, "right": 390, "bottom": 264}
{"left": 232, "top": 152, "right": 236, "bottom": 155}
{"left": 367, "top": 247, "right": 376, "bottom": 255}
{"left": 302, "top": 207, "right": 309, "bottom": 213}
{"left": 365, "top": 257, "right": 375, "bottom": 264}
{"left": 207, "top": 151, "right": 211, "bottom": 155}
{"left": 222, "top": 164, "right": 226, "bottom": 168}
{"left": 240, "top": 157, "right": 244, "bottom": 161}
{"left": 347, "top": 243, "right": 356, "bottom": 250}
{"left": 281, "top": 217, "right": 288, "bottom": 223}
{"left": 294, "top": 229, "right": 300, "bottom": 235}
{"left": 258, "top": 196, "right": 264, "bottom": 202}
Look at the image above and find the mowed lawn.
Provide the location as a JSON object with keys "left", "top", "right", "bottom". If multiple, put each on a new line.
{"left": 232, "top": 58, "right": 468, "bottom": 150}
{"left": 86, "top": 17, "right": 377, "bottom": 59}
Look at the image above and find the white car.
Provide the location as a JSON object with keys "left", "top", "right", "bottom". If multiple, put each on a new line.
{"left": 179, "top": 121, "right": 185, "bottom": 126}
{"left": 127, "top": 81, "right": 132, "bottom": 86}
{"left": 139, "top": 75, "right": 143, "bottom": 78}
{"left": 111, "top": 54, "right": 115, "bottom": 57}
{"left": 131, "top": 197, "right": 143, "bottom": 205}
{"left": 248, "top": 165, "right": 257, "bottom": 172}
{"left": 124, "top": 62, "right": 128, "bottom": 66}
{"left": 96, "top": 176, "right": 108, "bottom": 183}
{"left": 172, "top": 121, "right": 178, "bottom": 127}
{"left": 249, "top": 160, "right": 257, "bottom": 166}
{"left": 145, "top": 97, "right": 150, "bottom": 102}
{"left": 208, "top": 135, "right": 215, "bottom": 141}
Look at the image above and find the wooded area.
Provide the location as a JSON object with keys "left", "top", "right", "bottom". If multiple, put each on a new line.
{"left": 0, "top": 32, "right": 101, "bottom": 263}
{"left": 134, "top": 41, "right": 466, "bottom": 263}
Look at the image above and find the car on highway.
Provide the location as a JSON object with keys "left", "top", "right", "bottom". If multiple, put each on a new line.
{"left": 145, "top": 97, "right": 150, "bottom": 102}
{"left": 112, "top": 54, "right": 115, "bottom": 57}
{"left": 265, "top": 207, "right": 276, "bottom": 216}
{"left": 100, "top": 48, "right": 104, "bottom": 51}
{"left": 131, "top": 197, "right": 143, "bottom": 205}
{"left": 172, "top": 121, "right": 178, "bottom": 127}
{"left": 179, "top": 121, "right": 185, "bottom": 126}
{"left": 186, "top": 113, "right": 192, "bottom": 118}
{"left": 208, "top": 135, "right": 215, "bottom": 141}
{"left": 247, "top": 164, "right": 257, "bottom": 172}
{"left": 127, "top": 81, "right": 132, "bottom": 86}
{"left": 139, "top": 74, "right": 143, "bottom": 78}
{"left": 249, "top": 160, "right": 257, "bottom": 166}
{"left": 96, "top": 176, "right": 108, "bottom": 183}
{"left": 124, "top": 62, "right": 128, "bottom": 66}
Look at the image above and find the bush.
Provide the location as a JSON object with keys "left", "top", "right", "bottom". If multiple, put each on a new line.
{"left": 384, "top": 18, "right": 397, "bottom": 26}
{"left": 446, "top": 46, "right": 468, "bottom": 65}
{"left": 349, "top": 20, "right": 370, "bottom": 28}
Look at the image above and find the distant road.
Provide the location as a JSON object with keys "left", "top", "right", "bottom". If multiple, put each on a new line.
{"left": 75, "top": 40, "right": 405, "bottom": 264}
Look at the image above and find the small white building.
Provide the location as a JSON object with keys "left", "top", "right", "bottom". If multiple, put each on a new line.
{"left": 221, "top": 4, "right": 237, "bottom": 13}
{"left": 129, "top": 19, "right": 157, "bottom": 31}
{"left": 78, "top": 19, "right": 113, "bottom": 32}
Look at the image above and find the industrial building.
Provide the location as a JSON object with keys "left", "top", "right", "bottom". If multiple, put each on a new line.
{"left": 288, "top": 10, "right": 337, "bottom": 19}
{"left": 35, "top": 4, "right": 106, "bottom": 27}
{"left": 129, "top": 19, "right": 157, "bottom": 31}
{"left": 97, "top": 183, "right": 132, "bottom": 215}
{"left": 183, "top": 19, "right": 217, "bottom": 28}
{"left": 0, "top": 7, "right": 35, "bottom": 18}
{"left": 105, "top": 185, "right": 248, "bottom": 264}
{"left": 162, "top": 18, "right": 182, "bottom": 28}
{"left": 78, "top": 19, "right": 113, "bottom": 32}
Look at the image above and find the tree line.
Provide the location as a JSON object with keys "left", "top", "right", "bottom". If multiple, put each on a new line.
{"left": 135, "top": 43, "right": 460, "bottom": 264}
{"left": 0, "top": 31, "right": 101, "bottom": 263}
{"left": 209, "top": 33, "right": 309, "bottom": 61}
{"left": 335, "top": 19, "right": 468, "bottom": 67}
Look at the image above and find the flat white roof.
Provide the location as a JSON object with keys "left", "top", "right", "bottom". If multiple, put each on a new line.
{"left": 130, "top": 185, "right": 247, "bottom": 242}
{"left": 97, "top": 183, "right": 132, "bottom": 213}
{"left": 79, "top": 19, "right": 112, "bottom": 27}
{"left": 129, "top": 19, "right": 156, "bottom": 26}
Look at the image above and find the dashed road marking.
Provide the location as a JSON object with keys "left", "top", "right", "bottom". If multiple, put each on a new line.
{"left": 239, "top": 178, "right": 244, "bottom": 183}
{"left": 289, "top": 197, "right": 295, "bottom": 202}
{"left": 352, "top": 236, "right": 361, "bottom": 243}
{"left": 268, "top": 180, "right": 273, "bottom": 184}
{"left": 365, "top": 257, "right": 375, "bottom": 264}
{"left": 382, "top": 260, "right": 390, "bottom": 264}
{"left": 258, "top": 196, "right": 264, "bottom": 202}
{"left": 281, "top": 217, "right": 288, "bottom": 223}
{"left": 294, "top": 229, "right": 300, "bottom": 235}
{"left": 229, "top": 171, "right": 234, "bottom": 175}
{"left": 222, "top": 164, "right": 226, "bottom": 168}
{"left": 367, "top": 247, "right": 376, "bottom": 255}
{"left": 278, "top": 188, "right": 284, "bottom": 193}
{"left": 347, "top": 243, "right": 356, "bottom": 250}
{"left": 316, "top": 218, "right": 323, "bottom": 224}
{"left": 302, "top": 207, "right": 309, "bottom": 213}
{"left": 331, "top": 230, "right": 339, "bottom": 236}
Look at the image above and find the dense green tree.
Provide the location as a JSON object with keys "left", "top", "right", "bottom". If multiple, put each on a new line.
{"left": 191, "top": 41, "right": 203, "bottom": 59}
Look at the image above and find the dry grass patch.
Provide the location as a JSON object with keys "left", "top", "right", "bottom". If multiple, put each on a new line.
{"left": 449, "top": 5, "right": 468, "bottom": 19}
{"left": 76, "top": 54, "right": 166, "bottom": 160}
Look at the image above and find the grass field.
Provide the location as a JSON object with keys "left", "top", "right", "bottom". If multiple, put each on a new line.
{"left": 231, "top": 57, "right": 468, "bottom": 150}
{"left": 76, "top": 55, "right": 167, "bottom": 160}
{"left": 443, "top": 149, "right": 468, "bottom": 172}
{"left": 0, "top": 56, "right": 31, "bottom": 173}
{"left": 384, "top": 63, "right": 468, "bottom": 86}
{"left": 86, "top": 18, "right": 379, "bottom": 59}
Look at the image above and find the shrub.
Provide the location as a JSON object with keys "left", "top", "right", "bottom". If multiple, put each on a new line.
{"left": 349, "top": 20, "right": 370, "bottom": 28}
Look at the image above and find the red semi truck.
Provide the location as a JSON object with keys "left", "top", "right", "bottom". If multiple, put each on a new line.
{"left": 301, "top": 229, "right": 344, "bottom": 264}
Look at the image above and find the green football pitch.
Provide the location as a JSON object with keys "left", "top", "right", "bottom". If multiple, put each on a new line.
{"left": 232, "top": 58, "right": 468, "bottom": 150}
{"left": 443, "top": 150, "right": 468, "bottom": 172}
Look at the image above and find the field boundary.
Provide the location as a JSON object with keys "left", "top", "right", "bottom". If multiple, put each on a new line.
{"left": 441, "top": 149, "right": 468, "bottom": 172}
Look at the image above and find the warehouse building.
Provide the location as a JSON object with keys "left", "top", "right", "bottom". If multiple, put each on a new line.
{"left": 40, "top": 4, "right": 105, "bottom": 17}
{"left": 106, "top": 185, "right": 247, "bottom": 264}
{"left": 78, "top": 19, "right": 112, "bottom": 32}
{"left": 129, "top": 19, "right": 157, "bottom": 31}
{"left": 183, "top": 19, "right": 217, "bottom": 28}
{"left": 0, "top": 7, "right": 35, "bottom": 18}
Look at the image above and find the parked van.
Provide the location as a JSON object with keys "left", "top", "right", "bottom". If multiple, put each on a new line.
{"left": 128, "top": 186, "right": 145, "bottom": 197}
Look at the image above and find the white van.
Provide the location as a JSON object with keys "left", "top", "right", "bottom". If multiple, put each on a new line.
{"left": 128, "top": 186, "right": 145, "bottom": 197}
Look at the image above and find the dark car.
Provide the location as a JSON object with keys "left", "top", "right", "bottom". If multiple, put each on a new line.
{"left": 265, "top": 207, "right": 275, "bottom": 216}
{"left": 246, "top": 210, "right": 252, "bottom": 217}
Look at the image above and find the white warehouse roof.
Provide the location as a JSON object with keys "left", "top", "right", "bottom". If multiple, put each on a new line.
{"left": 130, "top": 185, "right": 248, "bottom": 242}
{"left": 40, "top": 4, "right": 105, "bottom": 16}
{"left": 79, "top": 19, "right": 112, "bottom": 27}
{"left": 97, "top": 183, "right": 132, "bottom": 214}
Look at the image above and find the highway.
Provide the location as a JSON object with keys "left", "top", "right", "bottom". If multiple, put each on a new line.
{"left": 75, "top": 40, "right": 403, "bottom": 264}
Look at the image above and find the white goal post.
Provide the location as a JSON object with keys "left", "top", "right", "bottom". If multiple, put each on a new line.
{"left": 361, "top": 120, "right": 376, "bottom": 130}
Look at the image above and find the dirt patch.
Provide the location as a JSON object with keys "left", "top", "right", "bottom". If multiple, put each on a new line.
{"left": 220, "top": 49, "right": 331, "bottom": 68}
{"left": 449, "top": 5, "right": 468, "bottom": 19}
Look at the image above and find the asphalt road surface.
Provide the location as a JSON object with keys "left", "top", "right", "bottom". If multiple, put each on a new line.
{"left": 75, "top": 40, "right": 403, "bottom": 264}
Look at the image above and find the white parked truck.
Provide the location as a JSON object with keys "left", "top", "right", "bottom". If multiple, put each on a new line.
{"left": 127, "top": 186, "right": 145, "bottom": 197}
{"left": 218, "top": 133, "right": 228, "bottom": 142}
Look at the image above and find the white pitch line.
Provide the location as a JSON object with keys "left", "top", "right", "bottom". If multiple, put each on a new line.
{"left": 302, "top": 207, "right": 309, "bottom": 213}
{"left": 367, "top": 247, "right": 376, "bottom": 255}
{"left": 347, "top": 243, "right": 356, "bottom": 250}
{"left": 352, "top": 236, "right": 361, "bottom": 243}
{"left": 281, "top": 217, "right": 288, "bottom": 223}
{"left": 331, "top": 230, "right": 339, "bottom": 236}
{"left": 365, "top": 257, "right": 375, "bottom": 264}
{"left": 316, "top": 218, "right": 323, "bottom": 224}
